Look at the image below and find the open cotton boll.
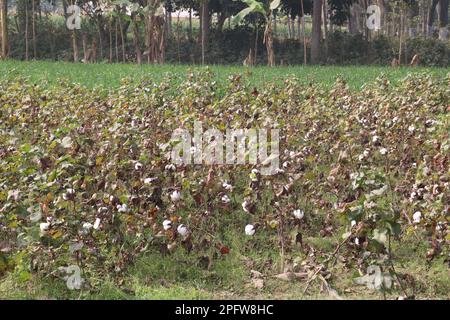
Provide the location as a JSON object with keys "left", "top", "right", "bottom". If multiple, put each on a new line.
{"left": 222, "top": 182, "right": 233, "bottom": 191}
{"left": 413, "top": 211, "right": 422, "bottom": 224}
{"left": 177, "top": 224, "right": 189, "bottom": 237}
{"left": 170, "top": 190, "right": 181, "bottom": 202}
{"left": 63, "top": 188, "right": 75, "bottom": 201}
{"left": 116, "top": 204, "right": 128, "bottom": 213}
{"left": 82, "top": 222, "right": 93, "bottom": 232}
{"left": 163, "top": 219, "right": 172, "bottom": 231}
{"left": 134, "top": 162, "right": 143, "bottom": 170}
{"left": 97, "top": 207, "right": 108, "bottom": 214}
{"left": 144, "top": 177, "right": 157, "bottom": 184}
{"left": 93, "top": 218, "right": 101, "bottom": 230}
{"left": 379, "top": 147, "right": 388, "bottom": 155}
{"left": 242, "top": 200, "right": 250, "bottom": 213}
{"left": 221, "top": 195, "right": 231, "bottom": 204}
{"left": 39, "top": 222, "right": 50, "bottom": 236}
{"left": 165, "top": 164, "right": 176, "bottom": 171}
{"left": 245, "top": 224, "right": 255, "bottom": 236}
{"left": 293, "top": 209, "right": 304, "bottom": 220}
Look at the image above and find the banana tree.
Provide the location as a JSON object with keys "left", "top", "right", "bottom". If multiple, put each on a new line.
{"left": 233, "top": 0, "right": 281, "bottom": 67}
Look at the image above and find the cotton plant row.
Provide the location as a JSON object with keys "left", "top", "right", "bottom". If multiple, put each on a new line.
{"left": 0, "top": 71, "right": 448, "bottom": 296}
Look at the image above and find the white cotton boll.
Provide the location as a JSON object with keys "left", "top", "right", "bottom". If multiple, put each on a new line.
{"left": 355, "top": 238, "right": 360, "bottom": 246}
{"left": 379, "top": 147, "right": 388, "bottom": 155}
{"left": 165, "top": 164, "right": 176, "bottom": 171}
{"left": 39, "top": 222, "right": 50, "bottom": 237}
{"left": 293, "top": 209, "right": 304, "bottom": 220}
{"left": 134, "top": 162, "right": 143, "bottom": 170}
{"left": 93, "top": 218, "right": 101, "bottom": 230}
{"left": 163, "top": 219, "right": 172, "bottom": 231}
{"left": 177, "top": 224, "right": 189, "bottom": 237}
{"left": 351, "top": 220, "right": 356, "bottom": 227}
{"left": 98, "top": 207, "right": 108, "bottom": 214}
{"left": 251, "top": 169, "right": 260, "bottom": 175}
{"left": 170, "top": 190, "right": 181, "bottom": 202}
{"left": 222, "top": 182, "right": 233, "bottom": 191}
{"left": 242, "top": 200, "right": 249, "bottom": 213}
{"left": 372, "top": 135, "right": 380, "bottom": 143}
{"left": 82, "top": 222, "right": 93, "bottom": 232}
{"left": 63, "top": 188, "right": 75, "bottom": 201}
{"left": 40, "top": 222, "right": 50, "bottom": 234}
{"left": 221, "top": 195, "right": 231, "bottom": 204}
{"left": 117, "top": 204, "right": 128, "bottom": 213}
{"left": 245, "top": 224, "right": 255, "bottom": 236}
{"left": 413, "top": 211, "right": 422, "bottom": 224}
{"left": 408, "top": 125, "right": 415, "bottom": 132}
{"left": 144, "top": 177, "right": 157, "bottom": 184}
{"left": 363, "top": 149, "right": 370, "bottom": 157}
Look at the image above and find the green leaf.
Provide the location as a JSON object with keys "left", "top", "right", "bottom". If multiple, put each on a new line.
{"left": 372, "top": 228, "right": 388, "bottom": 246}
{"left": 386, "top": 221, "right": 401, "bottom": 236}
{"left": 269, "top": 0, "right": 281, "bottom": 10}
{"left": 232, "top": 7, "right": 254, "bottom": 25}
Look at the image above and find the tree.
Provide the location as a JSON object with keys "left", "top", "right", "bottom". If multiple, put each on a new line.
{"left": 200, "top": 0, "right": 209, "bottom": 64}
{"left": 438, "top": 0, "right": 449, "bottom": 40}
{"left": 0, "top": 0, "right": 8, "bottom": 59}
{"left": 311, "top": 0, "right": 322, "bottom": 64}
{"left": 233, "top": 0, "right": 282, "bottom": 67}
{"left": 426, "top": 0, "right": 449, "bottom": 40}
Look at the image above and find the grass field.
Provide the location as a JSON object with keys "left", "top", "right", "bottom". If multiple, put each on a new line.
{"left": 0, "top": 60, "right": 448, "bottom": 90}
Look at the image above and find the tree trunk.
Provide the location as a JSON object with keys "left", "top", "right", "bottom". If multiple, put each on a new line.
{"left": 322, "top": 0, "right": 328, "bottom": 60}
{"left": 349, "top": 3, "right": 362, "bottom": 35}
{"left": 217, "top": 12, "right": 227, "bottom": 33}
{"left": 97, "top": 25, "right": 103, "bottom": 61}
{"left": 300, "top": 0, "right": 307, "bottom": 65}
{"left": 311, "top": 0, "right": 322, "bottom": 64}
{"left": 428, "top": 0, "right": 440, "bottom": 36}
{"left": 92, "top": 37, "right": 97, "bottom": 62}
{"left": 188, "top": 8, "right": 192, "bottom": 39}
{"left": 200, "top": 0, "right": 209, "bottom": 65}
{"left": 273, "top": 13, "right": 277, "bottom": 36}
{"left": 82, "top": 32, "right": 88, "bottom": 63}
{"left": 439, "top": 0, "right": 449, "bottom": 40}
{"left": 109, "top": 20, "right": 113, "bottom": 62}
{"left": 115, "top": 19, "right": 119, "bottom": 62}
{"left": 408, "top": 0, "right": 419, "bottom": 37}
{"left": 118, "top": 15, "right": 126, "bottom": 62}
{"left": 72, "top": 30, "right": 78, "bottom": 62}
{"left": 399, "top": 6, "right": 404, "bottom": 64}
{"left": 0, "top": 0, "right": 8, "bottom": 59}
{"left": 25, "top": 1, "right": 29, "bottom": 61}
{"left": 264, "top": 17, "right": 275, "bottom": 67}
{"left": 32, "top": 0, "right": 37, "bottom": 58}
{"left": 132, "top": 14, "right": 142, "bottom": 64}
{"left": 287, "top": 16, "right": 291, "bottom": 39}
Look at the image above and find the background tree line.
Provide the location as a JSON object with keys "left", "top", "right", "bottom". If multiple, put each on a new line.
{"left": 0, "top": 0, "right": 448, "bottom": 66}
